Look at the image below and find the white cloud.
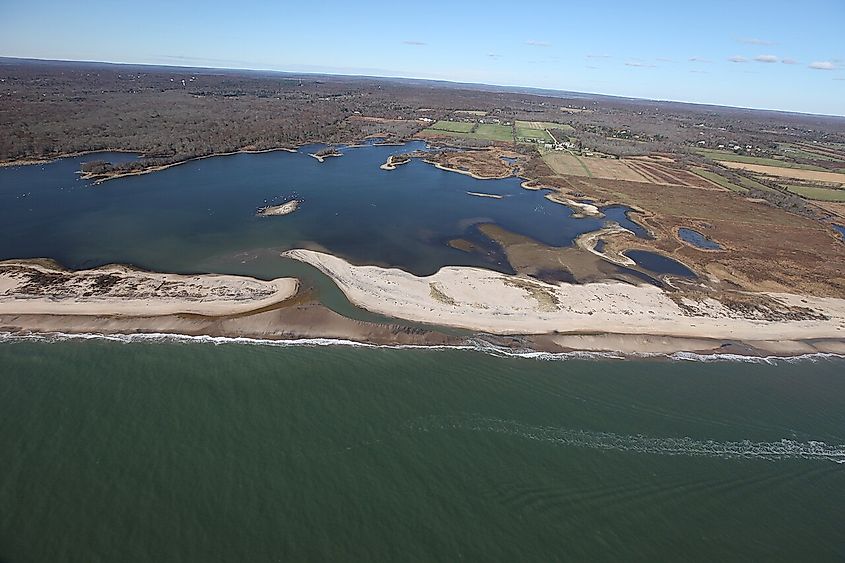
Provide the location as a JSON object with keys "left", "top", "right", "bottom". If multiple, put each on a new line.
{"left": 728, "top": 56, "right": 748, "bottom": 63}
{"left": 754, "top": 54, "right": 779, "bottom": 63}
{"left": 487, "top": 53, "right": 502, "bottom": 59}
{"left": 402, "top": 40, "right": 426, "bottom": 46}
{"left": 526, "top": 40, "right": 550, "bottom": 47}
{"left": 809, "top": 61, "right": 836, "bottom": 70}
{"left": 689, "top": 57, "right": 712, "bottom": 63}
{"left": 586, "top": 53, "right": 611, "bottom": 58}
{"left": 781, "top": 58, "right": 799, "bottom": 65}
{"left": 625, "top": 61, "right": 655, "bottom": 68}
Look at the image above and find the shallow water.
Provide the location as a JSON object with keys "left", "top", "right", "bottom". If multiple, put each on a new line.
{"left": 626, "top": 249, "right": 697, "bottom": 277}
{"left": 0, "top": 143, "right": 613, "bottom": 277}
{"left": 0, "top": 339, "right": 843, "bottom": 562}
{"left": 678, "top": 227, "right": 722, "bottom": 250}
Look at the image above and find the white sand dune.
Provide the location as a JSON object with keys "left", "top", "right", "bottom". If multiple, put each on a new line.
{"left": 0, "top": 261, "right": 298, "bottom": 316}
{"left": 283, "top": 249, "right": 845, "bottom": 341}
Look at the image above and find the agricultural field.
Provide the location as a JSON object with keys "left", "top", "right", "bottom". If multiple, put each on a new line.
{"left": 784, "top": 184, "right": 845, "bottom": 202}
{"left": 541, "top": 150, "right": 663, "bottom": 182}
{"left": 541, "top": 150, "right": 592, "bottom": 176}
{"left": 779, "top": 143, "right": 845, "bottom": 162}
{"left": 472, "top": 123, "right": 514, "bottom": 142}
{"left": 453, "top": 110, "right": 487, "bottom": 116}
{"left": 428, "top": 120, "right": 475, "bottom": 133}
{"left": 718, "top": 161, "right": 845, "bottom": 185}
{"left": 515, "top": 120, "right": 574, "bottom": 132}
{"left": 696, "top": 149, "right": 825, "bottom": 170}
{"left": 515, "top": 127, "right": 553, "bottom": 143}
{"left": 690, "top": 167, "right": 747, "bottom": 193}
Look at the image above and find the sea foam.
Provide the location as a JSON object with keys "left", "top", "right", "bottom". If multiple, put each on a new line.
{"left": 0, "top": 331, "right": 843, "bottom": 364}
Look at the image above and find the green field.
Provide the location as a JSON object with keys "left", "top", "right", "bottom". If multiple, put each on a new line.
{"left": 429, "top": 120, "right": 475, "bottom": 133}
{"left": 691, "top": 167, "right": 747, "bottom": 193}
{"left": 515, "top": 120, "right": 574, "bottom": 132}
{"left": 779, "top": 144, "right": 845, "bottom": 162}
{"left": 515, "top": 127, "right": 553, "bottom": 142}
{"left": 472, "top": 123, "right": 514, "bottom": 142}
{"left": 696, "top": 149, "right": 826, "bottom": 171}
{"left": 784, "top": 184, "right": 845, "bottom": 201}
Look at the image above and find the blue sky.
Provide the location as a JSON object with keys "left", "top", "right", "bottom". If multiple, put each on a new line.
{"left": 2, "top": 0, "right": 843, "bottom": 115}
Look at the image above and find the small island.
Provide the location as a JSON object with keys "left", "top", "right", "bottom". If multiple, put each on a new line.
{"left": 256, "top": 200, "right": 301, "bottom": 217}
{"left": 309, "top": 147, "right": 343, "bottom": 163}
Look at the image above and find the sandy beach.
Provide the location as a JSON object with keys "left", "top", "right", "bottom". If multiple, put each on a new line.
{"left": 0, "top": 260, "right": 298, "bottom": 316}
{"left": 283, "top": 249, "right": 845, "bottom": 343}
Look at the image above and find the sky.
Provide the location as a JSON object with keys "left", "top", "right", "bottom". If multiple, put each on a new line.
{"left": 1, "top": 0, "right": 844, "bottom": 116}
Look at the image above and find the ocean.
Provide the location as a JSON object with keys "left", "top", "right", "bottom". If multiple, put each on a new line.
{"left": 1, "top": 337, "right": 843, "bottom": 561}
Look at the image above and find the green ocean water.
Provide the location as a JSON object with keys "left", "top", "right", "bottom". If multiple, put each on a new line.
{"left": 1, "top": 339, "right": 843, "bottom": 562}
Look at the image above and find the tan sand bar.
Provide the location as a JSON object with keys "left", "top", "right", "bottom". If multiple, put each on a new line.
{"left": 0, "top": 260, "right": 298, "bottom": 316}
{"left": 283, "top": 249, "right": 845, "bottom": 342}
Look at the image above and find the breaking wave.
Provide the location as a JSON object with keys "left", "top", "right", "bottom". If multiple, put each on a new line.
{"left": 0, "top": 331, "right": 843, "bottom": 364}
{"left": 409, "top": 414, "right": 845, "bottom": 464}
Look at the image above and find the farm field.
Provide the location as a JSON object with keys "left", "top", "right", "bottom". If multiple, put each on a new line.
{"left": 779, "top": 143, "right": 845, "bottom": 162}
{"left": 718, "top": 161, "right": 845, "bottom": 185}
{"left": 784, "top": 184, "right": 845, "bottom": 202}
{"left": 515, "top": 127, "right": 553, "bottom": 142}
{"left": 472, "top": 123, "right": 514, "bottom": 142}
{"left": 690, "top": 167, "right": 748, "bottom": 193}
{"left": 697, "top": 149, "right": 825, "bottom": 170}
{"left": 515, "top": 120, "right": 575, "bottom": 132}
{"left": 429, "top": 120, "right": 475, "bottom": 133}
{"left": 453, "top": 109, "right": 487, "bottom": 116}
{"left": 541, "top": 150, "right": 591, "bottom": 176}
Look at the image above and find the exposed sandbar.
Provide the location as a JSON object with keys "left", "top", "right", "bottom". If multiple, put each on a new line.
{"left": 257, "top": 200, "right": 300, "bottom": 217}
{"left": 0, "top": 260, "right": 298, "bottom": 316}
{"left": 466, "top": 191, "right": 503, "bottom": 199}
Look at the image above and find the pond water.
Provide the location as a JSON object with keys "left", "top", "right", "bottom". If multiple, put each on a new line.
{"left": 834, "top": 224, "right": 845, "bottom": 241}
{"left": 603, "top": 206, "right": 651, "bottom": 239}
{"left": 625, "top": 250, "right": 696, "bottom": 277}
{"left": 678, "top": 228, "right": 722, "bottom": 250}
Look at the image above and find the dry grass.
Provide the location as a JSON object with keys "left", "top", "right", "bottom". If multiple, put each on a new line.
{"left": 564, "top": 176, "right": 845, "bottom": 297}
{"left": 718, "top": 161, "right": 845, "bottom": 185}
{"left": 541, "top": 151, "right": 591, "bottom": 176}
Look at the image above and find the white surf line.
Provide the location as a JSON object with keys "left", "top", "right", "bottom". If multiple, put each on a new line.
{"left": 1, "top": 332, "right": 843, "bottom": 363}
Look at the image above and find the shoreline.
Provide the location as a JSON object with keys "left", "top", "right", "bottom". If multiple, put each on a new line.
{"left": 282, "top": 249, "right": 845, "bottom": 353}
{"left": 1, "top": 257, "right": 843, "bottom": 358}
{"left": 2, "top": 327, "right": 843, "bottom": 360}
{"left": 81, "top": 147, "right": 300, "bottom": 184}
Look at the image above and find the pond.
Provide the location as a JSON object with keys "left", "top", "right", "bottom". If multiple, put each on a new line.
{"left": 678, "top": 228, "right": 722, "bottom": 250}
{"left": 625, "top": 250, "right": 696, "bottom": 277}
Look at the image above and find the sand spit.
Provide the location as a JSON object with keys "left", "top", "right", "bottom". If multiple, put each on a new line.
{"left": 257, "top": 200, "right": 300, "bottom": 217}
{"left": 544, "top": 192, "right": 601, "bottom": 217}
{"left": 575, "top": 225, "right": 637, "bottom": 266}
{"left": 467, "top": 192, "right": 504, "bottom": 199}
{"left": 309, "top": 152, "right": 343, "bottom": 163}
{"left": 0, "top": 260, "right": 298, "bottom": 316}
{"left": 283, "top": 249, "right": 845, "bottom": 342}
{"left": 380, "top": 155, "right": 411, "bottom": 171}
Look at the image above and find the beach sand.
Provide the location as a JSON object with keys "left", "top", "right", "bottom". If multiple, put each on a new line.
{"left": 0, "top": 260, "right": 298, "bottom": 316}
{"left": 283, "top": 249, "right": 845, "bottom": 343}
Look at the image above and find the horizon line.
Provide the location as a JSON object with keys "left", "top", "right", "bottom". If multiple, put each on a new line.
{"left": 2, "top": 55, "right": 844, "bottom": 119}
